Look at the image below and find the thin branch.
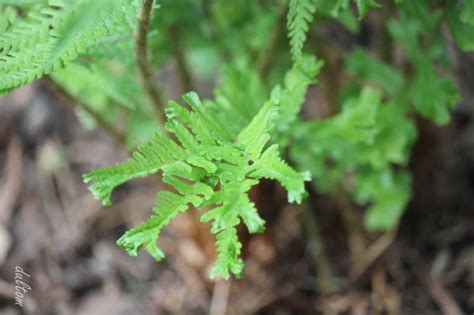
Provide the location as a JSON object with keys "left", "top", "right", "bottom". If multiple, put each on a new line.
{"left": 209, "top": 280, "right": 231, "bottom": 315}
{"left": 171, "top": 26, "right": 195, "bottom": 93}
{"left": 349, "top": 225, "right": 399, "bottom": 283}
{"left": 135, "top": 0, "right": 166, "bottom": 123}
{"left": 334, "top": 186, "right": 367, "bottom": 261}
{"left": 407, "top": 253, "right": 464, "bottom": 315}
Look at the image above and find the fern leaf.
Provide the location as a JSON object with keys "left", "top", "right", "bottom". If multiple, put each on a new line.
{"left": 0, "top": 0, "right": 139, "bottom": 94}
{"left": 83, "top": 132, "right": 189, "bottom": 206}
{"left": 237, "top": 91, "right": 280, "bottom": 160}
{"left": 461, "top": 0, "right": 474, "bottom": 25}
{"left": 85, "top": 91, "right": 309, "bottom": 279}
{"left": 287, "top": 0, "right": 317, "bottom": 61}
{"left": 346, "top": 47, "right": 403, "bottom": 96}
{"left": 211, "top": 227, "right": 244, "bottom": 279}
{"left": 409, "top": 60, "right": 459, "bottom": 125}
{"left": 355, "top": 168, "right": 411, "bottom": 230}
{"left": 117, "top": 178, "right": 214, "bottom": 261}
{"left": 298, "top": 87, "right": 381, "bottom": 144}
{"left": 249, "top": 144, "right": 310, "bottom": 203}
{"left": 277, "top": 54, "right": 323, "bottom": 133}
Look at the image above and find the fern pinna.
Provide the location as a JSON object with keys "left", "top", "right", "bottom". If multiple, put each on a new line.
{"left": 83, "top": 90, "right": 310, "bottom": 279}
{"left": 286, "top": 0, "right": 381, "bottom": 61}
{"left": 0, "top": 0, "right": 138, "bottom": 94}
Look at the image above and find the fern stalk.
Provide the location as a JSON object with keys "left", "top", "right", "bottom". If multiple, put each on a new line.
{"left": 170, "top": 26, "right": 195, "bottom": 93}
{"left": 135, "top": 0, "right": 166, "bottom": 123}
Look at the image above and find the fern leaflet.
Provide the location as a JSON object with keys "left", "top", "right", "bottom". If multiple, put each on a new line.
{"left": 287, "top": 0, "right": 317, "bottom": 61}
{"left": 0, "top": 0, "right": 139, "bottom": 94}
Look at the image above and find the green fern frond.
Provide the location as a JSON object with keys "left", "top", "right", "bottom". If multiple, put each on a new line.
{"left": 117, "top": 177, "right": 214, "bottom": 261}
{"left": 84, "top": 91, "right": 309, "bottom": 279}
{"left": 460, "top": 0, "right": 474, "bottom": 25}
{"left": 210, "top": 227, "right": 244, "bottom": 279}
{"left": 286, "top": 0, "right": 380, "bottom": 62}
{"left": 287, "top": 0, "right": 317, "bottom": 61}
{"left": 298, "top": 87, "right": 381, "bottom": 144}
{"left": 0, "top": 0, "right": 139, "bottom": 94}
{"left": 277, "top": 54, "right": 323, "bottom": 133}
{"left": 290, "top": 87, "right": 382, "bottom": 192}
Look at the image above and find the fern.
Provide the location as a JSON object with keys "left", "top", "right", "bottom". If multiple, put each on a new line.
{"left": 84, "top": 90, "right": 309, "bottom": 279}
{"left": 277, "top": 54, "right": 324, "bottom": 132}
{"left": 388, "top": 1, "right": 460, "bottom": 125}
{"left": 447, "top": 0, "right": 474, "bottom": 52}
{"left": 1, "top": 0, "right": 467, "bottom": 283}
{"left": 287, "top": 0, "right": 382, "bottom": 61}
{"left": 346, "top": 47, "right": 403, "bottom": 97}
{"left": 287, "top": 0, "right": 317, "bottom": 61}
{"left": 460, "top": 0, "right": 474, "bottom": 25}
{"left": 0, "top": 0, "right": 139, "bottom": 94}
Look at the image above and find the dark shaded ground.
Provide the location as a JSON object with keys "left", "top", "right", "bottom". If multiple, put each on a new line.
{"left": 0, "top": 30, "right": 474, "bottom": 315}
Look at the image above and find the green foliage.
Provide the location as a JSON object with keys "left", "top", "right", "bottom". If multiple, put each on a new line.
{"left": 460, "top": 0, "right": 474, "bottom": 25}
{"left": 388, "top": 0, "right": 460, "bottom": 125}
{"left": 84, "top": 89, "right": 309, "bottom": 279}
{"left": 355, "top": 168, "right": 411, "bottom": 230}
{"left": 0, "top": 0, "right": 139, "bottom": 94}
{"left": 286, "top": 0, "right": 383, "bottom": 61}
{"left": 447, "top": 0, "right": 474, "bottom": 52}
{"left": 409, "top": 60, "right": 459, "bottom": 125}
{"left": 345, "top": 48, "right": 403, "bottom": 97}
{"left": 1, "top": 0, "right": 466, "bottom": 279}
{"left": 51, "top": 27, "right": 157, "bottom": 146}
{"left": 354, "top": 0, "right": 381, "bottom": 18}
{"left": 287, "top": 0, "right": 317, "bottom": 61}
{"left": 291, "top": 88, "right": 383, "bottom": 191}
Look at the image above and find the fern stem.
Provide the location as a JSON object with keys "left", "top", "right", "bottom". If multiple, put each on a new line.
{"left": 171, "top": 27, "right": 195, "bottom": 93}
{"left": 334, "top": 186, "right": 367, "bottom": 261}
{"left": 135, "top": 0, "right": 166, "bottom": 123}
{"left": 44, "top": 78, "right": 127, "bottom": 148}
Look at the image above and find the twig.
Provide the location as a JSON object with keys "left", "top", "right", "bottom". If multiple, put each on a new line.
{"left": 209, "top": 279, "right": 231, "bottom": 315}
{"left": 349, "top": 226, "right": 398, "bottom": 283}
{"left": 135, "top": 0, "right": 166, "bottom": 123}
{"left": 171, "top": 27, "right": 195, "bottom": 93}
{"left": 334, "top": 187, "right": 367, "bottom": 261}
{"left": 371, "top": 265, "right": 386, "bottom": 314}
{"left": 44, "top": 78, "right": 127, "bottom": 148}
{"left": 408, "top": 254, "right": 464, "bottom": 315}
